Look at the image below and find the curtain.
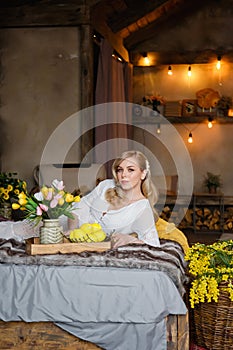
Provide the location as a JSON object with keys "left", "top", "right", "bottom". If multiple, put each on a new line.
{"left": 95, "top": 39, "right": 133, "bottom": 177}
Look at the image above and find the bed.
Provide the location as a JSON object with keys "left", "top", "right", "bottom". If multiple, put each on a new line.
{"left": 0, "top": 226, "right": 189, "bottom": 350}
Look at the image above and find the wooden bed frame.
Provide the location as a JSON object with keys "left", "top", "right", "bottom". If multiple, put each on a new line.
{"left": 0, "top": 312, "right": 189, "bottom": 350}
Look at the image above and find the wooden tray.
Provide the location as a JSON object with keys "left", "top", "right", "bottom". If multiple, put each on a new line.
{"left": 26, "top": 237, "right": 111, "bottom": 255}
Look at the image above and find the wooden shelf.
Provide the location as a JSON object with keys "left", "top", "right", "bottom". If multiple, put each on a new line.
{"left": 157, "top": 194, "right": 233, "bottom": 234}
{"left": 133, "top": 115, "right": 233, "bottom": 124}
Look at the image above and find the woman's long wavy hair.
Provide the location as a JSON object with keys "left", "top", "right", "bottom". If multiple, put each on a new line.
{"left": 105, "top": 150, "right": 158, "bottom": 217}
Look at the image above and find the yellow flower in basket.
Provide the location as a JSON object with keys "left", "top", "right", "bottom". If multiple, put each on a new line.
{"left": 185, "top": 240, "right": 233, "bottom": 308}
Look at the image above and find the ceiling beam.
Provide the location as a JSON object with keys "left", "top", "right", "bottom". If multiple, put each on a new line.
{"left": 124, "top": 0, "right": 214, "bottom": 50}
{"left": 0, "top": 1, "right": 90, "bottom": 27}
{"left": 107, "top": 0, "right": 168, "bottom": 33}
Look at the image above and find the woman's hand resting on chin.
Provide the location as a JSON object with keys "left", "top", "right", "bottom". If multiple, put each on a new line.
{"left": 111, "top": 233, "right": 143, "bottom": 249}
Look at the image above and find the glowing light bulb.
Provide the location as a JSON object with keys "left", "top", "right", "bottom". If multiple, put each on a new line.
{"left": 156, "top": 124, "right": 161, "bottom": 134}
{"left": 144, "top": 57, "right": 150, "bottom": 65}
{"left": 142, "top": 52, "right": 150, "bottom": 66}
{"left": 216, "top": 56, "right": 221, "bottom": 70}
{"left": 188, "top": 66, "right": 192, "bottom": 77}
{"left": 188, "top": 132, "right": 193, "bottom": 143}
{"left": 208, "top": 118, "right": 213, "bottom": 128}
{"left": 168, "top": 65, "right": 172, "bottom": 76}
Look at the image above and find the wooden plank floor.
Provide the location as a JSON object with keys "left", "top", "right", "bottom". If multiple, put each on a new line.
{"left": 0, "top": 314, "right": 189, "bottom": 350}
{"left": 0, "top": 321, "right": 102, "bottom": 350}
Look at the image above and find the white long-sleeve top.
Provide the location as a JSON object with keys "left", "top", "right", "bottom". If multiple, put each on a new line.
{"left": 72, "top": 179, "right": 160, "bottom": 247}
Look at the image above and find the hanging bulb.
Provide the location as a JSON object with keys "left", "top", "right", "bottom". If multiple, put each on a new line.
{"left": 188, "top": 132, "right": 193, "bottom": 143}
{"left": 168, "top": 65, "right": 173, "bottom": 76}
{"left": 188, "top": 66, "right": 192, "bottom": 77}
{"left": 216, "top": 55, "right": 221, "bottom": 70}
{"left": 208, "top": 117, "right": 213, "bottom": 129}
{"left": 142, "top": 52, "right": 150, "bottom": 66}
{"left": 156, "top": 123, "right": 161, "bottom": 134}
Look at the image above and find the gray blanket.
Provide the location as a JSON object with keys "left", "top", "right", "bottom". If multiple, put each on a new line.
{"left": 0, "top": 238, "right": 188, "bottom": 296}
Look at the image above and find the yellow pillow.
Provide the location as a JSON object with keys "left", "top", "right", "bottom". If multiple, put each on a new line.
{"left": 156, "top": 218, "right": 189, "bottom": 254}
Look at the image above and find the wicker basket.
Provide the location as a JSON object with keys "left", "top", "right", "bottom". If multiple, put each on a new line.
{"left": 192, "top": 282, "right": 233, "bottom": 349}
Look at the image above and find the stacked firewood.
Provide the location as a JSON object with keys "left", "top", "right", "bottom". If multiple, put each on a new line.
{"left": 194, "top": 207, "right": 221, "bottom": 231}
{"left": 160, "top": 205, "right": 233, "bottom": 232}
{"left": 224, "top": 207, "right": 233, "bottom": 231}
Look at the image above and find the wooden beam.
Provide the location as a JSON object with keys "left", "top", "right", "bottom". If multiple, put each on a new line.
{"left": 107, "top": 0, "right": 168, "bottom": 33}
{"left": 0, "top": 1, "right": 90, "bottom": 27}
{"left": 124, "top": 0, "right": 213, "bottom": 50}
{"left": 91, "top": 2, "right": 129, "bottom": 62}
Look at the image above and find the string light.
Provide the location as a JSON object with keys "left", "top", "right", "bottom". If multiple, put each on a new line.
{"left": 156, "top": 123, "right": 161, "bottom": 134}
{"left": 216, "top": 55, "right": 221, "bottom": 70}
{"left": 168, "top": 65, "right": 173, "bottom": 76}
{"left": 188, "top": 132, "right": 193, "bottom": 143}
{"left": 208, "top": 117, "right": 213, "bottom": 128}
{"left": 188, "top": 66, "right": 192, "bottom": 77}
{"left": 112, "top": 52, "right": 123, "bottom": 62}
{"left": 142, "top": 52, "right": 150, "bottom": 66}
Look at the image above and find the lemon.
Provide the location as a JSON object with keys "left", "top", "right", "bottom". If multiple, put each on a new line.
{"left": 80, "top": 223, "right": 93, "bottom": 234}
{"left": 70, "top": 228, "right": 85, "bottom": 242}
{"left": 91, "top": 223, "right": 102, "bottom": 232}
{"left": 69, "top": 230, "right": 76, "bottom": 242}
{"left": 69, "top": 224, "right": 106, "bottom": 243}
{"left": 87, "top": 232, "right": 99, "bottom": 242}
{"left": 94, "top": 229, "right": 106, "bottom": 242}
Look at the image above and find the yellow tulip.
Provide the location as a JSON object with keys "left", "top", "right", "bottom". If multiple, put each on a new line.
{"left": 19, "top": 198, "right": 28, "bottom": 206}
{"left": 19, "top": 192, "right": 27, "bottom": 199}
{"left": 41, "top": 186, "right": 49, "bottom": 198}
{"left": 74, "top": 195, "right": 81, "bottom": 202}
{"left": 58, "top": 198, "right": 65, "bottom": 206}
{"left": 65, "top": 193, "right": 74, "bottom": 203}
{"left": 12, "top": 203, "right": 20, "bottom": 210}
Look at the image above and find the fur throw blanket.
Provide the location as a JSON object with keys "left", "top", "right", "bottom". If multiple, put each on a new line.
{"left": 0, "top": 238, "right": 188, "bottom": 296}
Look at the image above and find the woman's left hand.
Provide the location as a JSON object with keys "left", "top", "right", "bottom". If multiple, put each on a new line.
{"left": 111, "top": 233, "right": 143, "bottom": 249}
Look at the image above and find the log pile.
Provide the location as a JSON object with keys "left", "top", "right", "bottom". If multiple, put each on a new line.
{"left": 224, "top": 207, "right": 233, "bottom": 231}
{"left": 160, "top": 205, "right": 233, "bottom": 232}
{"left": 194, "top": 207, "right": 221, "bottom": 231}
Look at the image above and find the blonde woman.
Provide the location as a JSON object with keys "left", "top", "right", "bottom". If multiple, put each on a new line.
{"left": 68, "top": 150, "right": 160, "bottom": 248}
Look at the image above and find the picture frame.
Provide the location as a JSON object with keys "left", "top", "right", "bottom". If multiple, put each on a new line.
{"left": 182, "top": 99, "right": 197, "bottom": 117}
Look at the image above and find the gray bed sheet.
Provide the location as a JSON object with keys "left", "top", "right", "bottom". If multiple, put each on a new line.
{"left": 0, "top": 263, "right": 187, "bottom": 350}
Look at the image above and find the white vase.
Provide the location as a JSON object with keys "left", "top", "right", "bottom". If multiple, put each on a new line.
{"left": 40, "top": 219, "right": 63, "bottom": 244}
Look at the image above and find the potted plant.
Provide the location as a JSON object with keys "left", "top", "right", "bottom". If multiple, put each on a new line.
{"left": 203, "top": 171, "right": 222, "bottom": 193}
{"left": 185, "top": 241, "right": 233, "bottom": 349}
{"left": 12, "top": 179, "right": 80, "bottom": 244}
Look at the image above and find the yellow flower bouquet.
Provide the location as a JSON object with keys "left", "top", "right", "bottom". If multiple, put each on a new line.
{"left": 0, "top": 172, "right": 27, "bottom": 204}
{"left": 13, "top": 179, "right": 80, "bottom": 225}
{"left": 185, "top": 240, "right": 233, "bottom": 308}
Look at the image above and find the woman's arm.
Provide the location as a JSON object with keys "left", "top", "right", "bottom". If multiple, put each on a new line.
{"left": 111, "top": 232, "right": 143, "bottom": 249}
{"left": 131, "top": 203, "right": 160, "bottom": 247}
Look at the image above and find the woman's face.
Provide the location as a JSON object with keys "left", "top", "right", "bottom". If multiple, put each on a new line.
{"left": 116, "top": 157, "right": 146, "bottom": 191}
